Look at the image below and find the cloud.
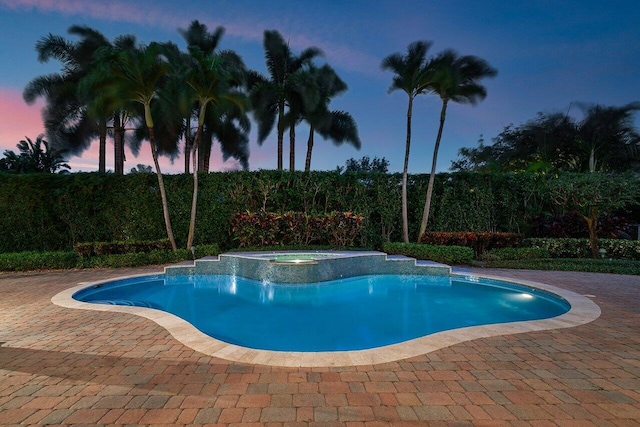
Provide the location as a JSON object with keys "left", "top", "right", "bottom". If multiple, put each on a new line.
{"left": 0, "top": 87, "right": 45, "bottom": 151}
{"left": 1, "top": 0, "right": 182, "bottom": 29}
{"left": 1, "top": 0, "right": 380, "bottom": 77}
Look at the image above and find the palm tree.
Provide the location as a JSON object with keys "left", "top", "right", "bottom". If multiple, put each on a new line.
{"left": 249, "top": 30, "right": 322, "bottom": 170}
{"left": 0, "top": 135, "right": 70, "bottom": 173}
{"left": 303, "top": 64, "right": 360, "bottom": 171}
{"left": 576, "top": 102, "right": 640, "bottom": 172}
{"left": 283, "top": 65, "right": 322, "bottom": 171}
{"left": 417, "top": 50, "right": 497, "bottom": 242}
{"left": 90, "top": 42, "right": 177, "bottom": 250}
{"left": 183, "top": 45, "right": 249, "bottom": 249}
{"left": 381, "top": 41, "right": 433, "bottom": 243}
{"left": 23, "top": 26, "right": 104, "bottom": 171}
{"left": 177, "top": 20, "right": 225, "bottom": 173}
{"left": 24, "top": 26, "right": 138, "bottom": 174}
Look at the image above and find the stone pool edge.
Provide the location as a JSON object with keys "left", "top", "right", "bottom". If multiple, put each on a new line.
{"left": 51, "top": 271, "right": 601, "bottom": 368}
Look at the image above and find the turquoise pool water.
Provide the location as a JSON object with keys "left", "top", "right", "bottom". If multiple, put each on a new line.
{"left": 73, "top": 274, "right": 570, "bottom": 352}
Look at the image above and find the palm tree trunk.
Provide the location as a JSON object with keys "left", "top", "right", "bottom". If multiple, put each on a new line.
{"left": 187, "top": 124, "right": 203, "bottom": 250}
{"left": 418, "top": 99, "right": 448, "bottom": 242}
{"left": 203, "top": 137, "right": 211, "bottom": 172}
{"left": 277, "top": 100, "right": 285, "bottom": 170}
{"left": 98, "top": 118, "right": 106, "bottom": 173}
{"left": 401, "top": 97, "right": 414, "bottom": 244}
{"left": 197, "top": 138, "right": 205, "bottom": 172}
{"left": 305, "top": 126, "right": 314, "bottom": 172}
{"left": 289, "top": 123, "right": 296, "bottom": 171}
{"left": 585, "top": 206, "right": 600, "bottom": 258}
{"left": 184, "top": 118, "right": 191, "bottom": 174}
{"left": 114, "top": 113, "right": 124, "bottom": 175}
{"left": 146, "top": 110, "right": 177, "bottom": 251}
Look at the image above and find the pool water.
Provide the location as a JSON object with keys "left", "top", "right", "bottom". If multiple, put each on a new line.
{"left": 74, "top": 274, "right": 570, "bottom": 352}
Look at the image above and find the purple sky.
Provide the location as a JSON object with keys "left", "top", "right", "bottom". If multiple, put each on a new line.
{"left": 1, "top": 0, "right": 638, "bottom": 174}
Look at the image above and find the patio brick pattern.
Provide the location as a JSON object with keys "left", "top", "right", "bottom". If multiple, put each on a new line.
{"left": 1, "top": 266, "right": 639, "bottom": 425}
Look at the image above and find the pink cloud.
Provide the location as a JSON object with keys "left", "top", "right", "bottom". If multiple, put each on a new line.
{"left": 0, "top": 87, "right": 45, "bottom": 152}
{"left": 1, "top": 0, "right": 184, "bottom": 30}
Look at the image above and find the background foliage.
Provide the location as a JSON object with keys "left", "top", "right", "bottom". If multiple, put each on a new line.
{"left": 0, "top": 170, "right": 638, "bottom": 254}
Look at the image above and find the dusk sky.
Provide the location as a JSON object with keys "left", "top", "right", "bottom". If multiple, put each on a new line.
{"left": 1, "top": 0, "right": 638, "bottom": 174}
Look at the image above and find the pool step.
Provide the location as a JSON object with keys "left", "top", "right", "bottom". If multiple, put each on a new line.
{"left": 165, "top": 251, "right": 451, "bottom": 282}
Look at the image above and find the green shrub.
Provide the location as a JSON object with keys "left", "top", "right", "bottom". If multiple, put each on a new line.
{"left": 419, "top": 231, "right": 520, "bottom": 258}
{"left": 1, "top": 171, "right": 638, "bottom": 254}
{"left": 0, "top": 244, "right": 220, "bottom": 271}
{"left": 74, "top": 239, "right": 173, "bottom": 256}
{"left": 523, "top": 238, "right": 640, "bottom": 259}
{"left": 78, "top": 244, "right": 220, "bottom": 268}
{"left": 481, "top": 258, "right": 640, "bottom": 275}
{"left": 232, "top": 244, "right": 366, "bottom": 252}
{"left": 79, "top": 250, "right": 185, "bottom": 268}
{"left": 489, "top": 247, "right": 549, "bottom": 260}
{"left": 0, "top": 251, "right": 78, "bottom": 271}
{"left": 598, "top": 239, "right": 640, "bottom": 260}
{"left": 383, "top": 242, "right": 474, "bottom": 265}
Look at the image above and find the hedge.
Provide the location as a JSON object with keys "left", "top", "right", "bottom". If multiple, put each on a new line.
{"left": 0, "top": 171, "right": 637, "bottom": 253}
{"left": 487, "top": 247, "right": 550, "bottom": 261}
{"left": 0, "top": 244, "right": 220, "bottom": 271}
{"left": 74, "top": 239, "right": 174, "bottom": 256}
{"left": 0, "top": 251, "right": 78, "bottom": 271}
{"left": 383, "top": 242, "right": 475, "bottom": 265}
{"left": 523, "top": 238, "right": 640, "bottom": 260}
{"left": 419, "top": 231, "right": 520, "bottom": 257}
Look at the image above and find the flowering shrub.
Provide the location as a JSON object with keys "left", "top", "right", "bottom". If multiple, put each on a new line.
{"left": 419, "top": 231, "right": 520, "bottom": 257}
{"left": 523, "top": 238, "right": 640, "bottom": 260}
{"left": 231, "top": 211, "right": 365, "bottom": 247}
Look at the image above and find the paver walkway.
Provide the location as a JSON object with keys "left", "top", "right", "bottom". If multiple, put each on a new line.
{"left": 0, "top": 266, "right": 639, "bottom": 426}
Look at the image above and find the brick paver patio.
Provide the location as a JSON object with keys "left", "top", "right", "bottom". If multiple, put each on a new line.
{"left": 0, "top": 266, "right": 639, "bottom": 426}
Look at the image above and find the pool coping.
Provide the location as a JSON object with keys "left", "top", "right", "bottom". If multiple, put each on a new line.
{"left": 51, "top": 270, "right": 601, "bottom": 368}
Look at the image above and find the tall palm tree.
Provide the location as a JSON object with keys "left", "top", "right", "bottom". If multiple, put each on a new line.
{"left": 24, "top": 26, "right": 138, "bottom": 174}
{"left": 381, "top": 41, "right": 433, "bottom": 243}
{"left": 302, "top": 64, "right": 360, "bottom": 171}
{"left": 178, "top": 20, "right": 225, "bottom": 173}
{"left": 249, "top": 30, "right": 322, "bottom": 170}
{"left": 417, "top": 50, "right": 497, "bottom": 241}
{"left": 183, "top": 45, "right": 249, "bottom": 249}
{"left": 283, "top": 65, "right": 322, "bottom": 170}
{"left": 90, "top": 42, "right": 178, "bottom": 250}
{"left": 23, "top": 26, "right": 105, "bottom": 171}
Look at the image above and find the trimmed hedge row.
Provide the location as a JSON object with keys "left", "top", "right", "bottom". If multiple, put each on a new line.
{"left": 419, "top": 231, "right": 520, "bottom": 257}
{"left": 383, "top": 242, "right": 475, "bottom": 265}
{"left": 487, "top": 247, "right": 550, "bottom": 261}
{"left": 0, "top": 251, "right": 79, "bottom": 271}
{"left": 74, "top": 239, "right": 174, "bottom": 256}
{"left": 523, "top": 238, "right": 640, "bottom": 260}
{"left": 481, "top": 258, "right": 640, "bottom": 275}
{"left": 0, "top": 171, "right": 638, "bottom": 253}
{"left": 0, "top": 244, "right": 220, "bottom": 271}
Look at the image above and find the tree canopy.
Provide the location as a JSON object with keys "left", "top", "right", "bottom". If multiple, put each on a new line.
{"left": 0, "top": 135, "right": 70, "bottom": 174}
{"left": 452, "top": 103, "right": 640, "bottom": 173}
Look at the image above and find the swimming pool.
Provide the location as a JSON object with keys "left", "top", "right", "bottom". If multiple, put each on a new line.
{"left": 72, "top": 273, "right": 570, "bottom": 352}
{"left": 52, "top": 251, "right": 601, "bottom": 366}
